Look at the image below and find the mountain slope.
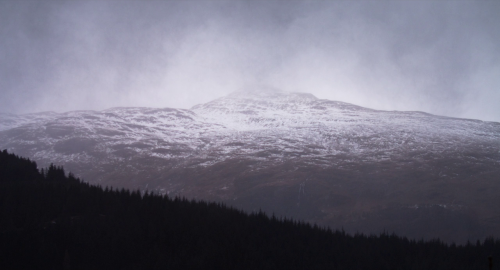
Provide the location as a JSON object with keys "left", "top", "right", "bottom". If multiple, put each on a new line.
{"left": 4, "top": 150, "right": 499, "bottom": 270}
{"left": 1, "top": 88, "right": 499, "bottom": 243}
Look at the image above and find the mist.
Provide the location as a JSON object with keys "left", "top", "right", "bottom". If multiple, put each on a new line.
{"left": 1, "top": 0, "right": 499, "bottom": 122}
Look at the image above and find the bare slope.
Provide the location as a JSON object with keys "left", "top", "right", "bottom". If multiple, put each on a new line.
{"left": 1, "top": 88, "right": 499, "bottom": 243}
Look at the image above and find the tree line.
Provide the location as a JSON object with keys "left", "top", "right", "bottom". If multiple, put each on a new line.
{"left": 0, "top": 149, "right": 498, "bottom": 269}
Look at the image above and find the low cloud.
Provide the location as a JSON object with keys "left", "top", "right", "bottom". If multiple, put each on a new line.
{"left": 1, "top": 1, "right": 499, "bottom": 122}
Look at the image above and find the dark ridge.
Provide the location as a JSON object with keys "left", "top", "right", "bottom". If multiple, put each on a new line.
{"left": 0, "top": 149, "right": 499, "bottom": 270}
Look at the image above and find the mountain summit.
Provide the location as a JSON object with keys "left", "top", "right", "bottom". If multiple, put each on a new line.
{"left": 1, "top": 89, "right": 499, "bottom": 243}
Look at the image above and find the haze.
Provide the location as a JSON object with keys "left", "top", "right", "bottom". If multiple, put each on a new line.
{"left": 1, "top": 0, "right": 499, "bottom": 122}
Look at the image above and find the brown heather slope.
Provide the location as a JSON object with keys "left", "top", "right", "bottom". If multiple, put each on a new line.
{"left": 1, "top": 89, "right": 499, "bottom": 243}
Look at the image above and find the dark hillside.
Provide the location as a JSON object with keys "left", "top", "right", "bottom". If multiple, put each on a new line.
{"left": 0, "top": 150, "right": 499, "bottom": 270}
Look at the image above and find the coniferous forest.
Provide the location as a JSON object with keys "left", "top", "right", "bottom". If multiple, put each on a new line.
{"left": 0, "top": 150, "right": 499, "bottom": 270}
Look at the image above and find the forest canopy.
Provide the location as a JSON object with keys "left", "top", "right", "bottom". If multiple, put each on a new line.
{"left": 0, "top": 149, "right": 498, "bottom": 270}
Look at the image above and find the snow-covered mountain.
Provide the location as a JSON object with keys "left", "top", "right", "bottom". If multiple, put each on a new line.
{"left": 1, "top": 88, "right": 500, "bottom": 243}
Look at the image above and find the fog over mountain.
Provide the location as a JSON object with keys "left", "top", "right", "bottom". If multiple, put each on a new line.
{"left": 1, "top": 1, "right": 500, "bottom": 122}
{"left": 1, "top": 0, "right": 500, "bottom": 244}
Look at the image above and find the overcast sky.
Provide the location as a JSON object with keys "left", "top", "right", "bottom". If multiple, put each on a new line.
{"left": 1, "top": 0, "right": 499, "bottom": 122}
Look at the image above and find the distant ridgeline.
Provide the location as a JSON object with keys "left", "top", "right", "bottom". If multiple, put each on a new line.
{"left": 0, "top": 150, "right": 498, "bottom": 270}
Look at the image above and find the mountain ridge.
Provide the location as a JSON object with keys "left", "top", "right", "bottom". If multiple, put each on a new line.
{"left": 1, "top": 89, "right": 499, "bottom": 243}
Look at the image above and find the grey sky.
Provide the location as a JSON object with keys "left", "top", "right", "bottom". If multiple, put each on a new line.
{"left": 1, "top": 0, "right": 499, "bottom": 122}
